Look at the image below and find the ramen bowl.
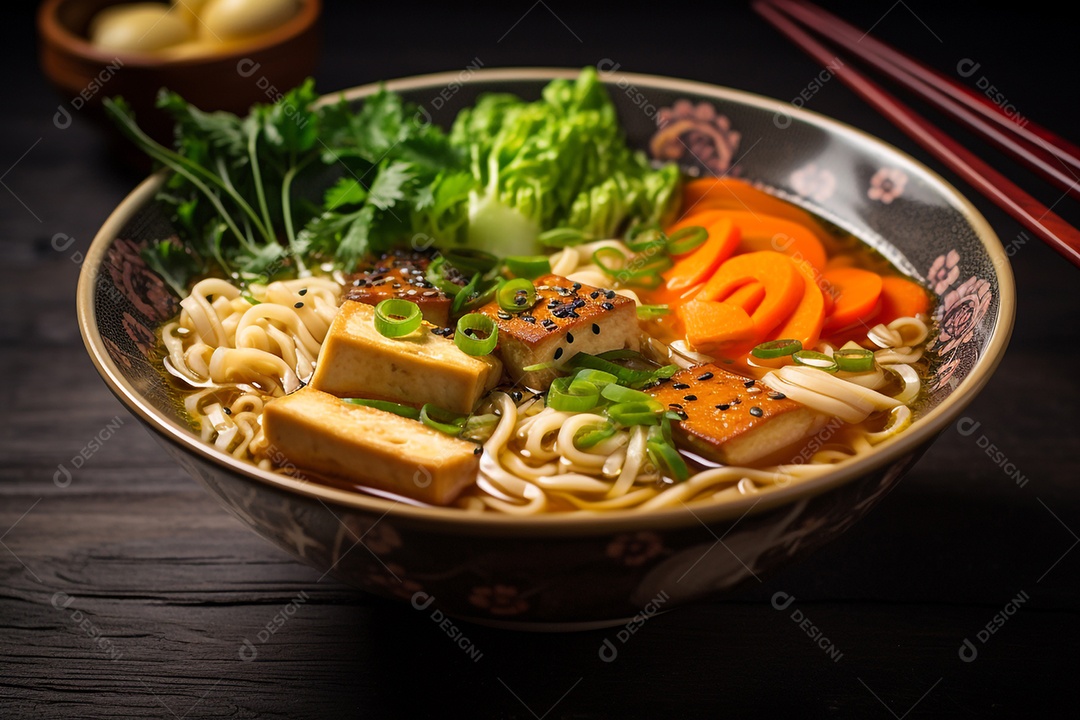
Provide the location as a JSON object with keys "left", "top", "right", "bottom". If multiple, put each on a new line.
{"left": 77, "top": 68, "right": 1013, "bottom": 629}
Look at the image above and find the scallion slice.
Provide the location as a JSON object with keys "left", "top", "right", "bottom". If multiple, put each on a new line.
{"left": 575, "top": 421, "right": 617, "bottom": 449}
{"left": 420, "top": 403, "right": 467, "bottom": 436}
{"left": 600, "top": 383, "right": 653, "bottom": 404}
{"left": 751, "top": 339, "right": 803, "bottom": 359}
{"left": 646, "top": 438, "right": 690, "bottom": 482}
{"left": 547, "top": 376, "right": 600, "bottom": 412}
{"left": 539, "top": 227, "right": 588, "bottom": 247}
{"left": 834, "top": 347, "right": 875, "bottom": 373}
{"left": 572, "top": 368, "right": 618, "bottom": 389}
{"left": 497, "top": 278, "right": 537, "bottom": 313}
{"left": 344, "top": 398, "right": 421, "bottom": 419}
{"left": 636, "top": 304, "right": 670, "bottom": 320}
{"left": 607, "top": 400, "right": 664, "bottom": 426}
{"left": 374, "top": 298, "right": 422, "bottom": 338}
{"left": 454, "top": 313, "right": 498, "bottom": 356}
{"left": 665, "top": 225, "right": 708, "bottom": 255}
{"left": 592, "top": 247, "right": 627, "bottom": 275}
{"left": 505, "top": 255, "right": 551, "bottom": 280}
{"left": 793, "top": 349, "right": 839, "bottom": 373}
{"left": 444, "top": 248, "right": 499, "bottom": 275}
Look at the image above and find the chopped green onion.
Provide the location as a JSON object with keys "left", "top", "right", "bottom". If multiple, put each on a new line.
{"left": 547, "top": 376, "right": 600, "bottom": 412}
{"left": 592, "top": 247, "right": 627, "bottom": 275}
{"left": 241, "top": 294, "right": 260, "bottom": 305}
{"left": 426, "top": 256, "right": 464, "bottom": 296}
{"left": 420, "top": 404, "right": 467, "bottom": 436}
{"left": 575, "top": 421, "right": 617, "bottom": 449}
{"left": 616, "top": 268, "right": 666, "bottom": 290}
{"left": 636, "top": 304, "right": 670, "bottom": 320}
{"left": 793, "top": 349, "right": 839, "bottom": 373}
{"left": 834, "top": 347, "right": 875, "bottom": 373}
{"left": 600, "top": 383, "right": 653, "bottom": 404}
{"left": 607, "top": 400, "right": 665, "bottom": 426}
{"left": 505, "top": 255, "right": 551, "bottom": 280}
{"left": 444, "top": 248, "right": 499, "bottom": 275}
{"left": 666, "top": 225, "right": 708, "bottom": 255}
{"left": 751, "top": 339, "right": 803, "bottom": 359}
{"left": 572, "top": 368, "right": 619, "bottom": 389}
{"left": 344, "top": 398, "right": 421, "bottom": 419}
{"left": 450, "top": 272, "right": 480, "bottom": 314}
{"left": 595, "top": 349, "right": 644, "bottom": 362}
{"left": 539, "top": 227, "right": 588, "bottom": 247}
{"left": 567, "top": 353, "right": 656, "bottom": 387}
{"left": 454, "top": 313, "right": 498, "bottom": 356}
{"left": 497, "top": 278, "right": 537, "bottom": 313}
{"left": 646, "top": 438, "right": 690, "bottom": 482}
{"left": 374, "top": 298, "right": 422, "bottom": 338}
{"left": 461, "top": 413, "right": 499, "bottom": 443}
{"left": 522, "top": 361, "right": 555, "bottom": 372}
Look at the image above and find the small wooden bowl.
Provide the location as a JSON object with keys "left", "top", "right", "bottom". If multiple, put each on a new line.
{"left": 38, "top": 0, "right": 321, "bottom": 155}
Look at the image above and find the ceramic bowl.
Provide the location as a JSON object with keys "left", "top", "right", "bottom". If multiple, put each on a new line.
{"left": 38, "top": 0, "right": 321, "bottom": 152}
{"left": 77, "top": 68, "right": 1014, "bottom": 630}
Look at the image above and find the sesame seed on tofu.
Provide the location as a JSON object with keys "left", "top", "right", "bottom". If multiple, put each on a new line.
{"left": 476, "top": 274, "right": 640, "bottom": 391}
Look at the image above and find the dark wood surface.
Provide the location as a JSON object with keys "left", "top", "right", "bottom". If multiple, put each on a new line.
{"left": 3, "top": 2, "right": 1077, "bottom": 717}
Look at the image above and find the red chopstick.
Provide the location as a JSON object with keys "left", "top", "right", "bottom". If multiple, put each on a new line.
{"left": 753, "top": 0, "right": 1080, "bottom": 268}
{"left": 770, "top": 0, "right": 1080, "bottom": 198}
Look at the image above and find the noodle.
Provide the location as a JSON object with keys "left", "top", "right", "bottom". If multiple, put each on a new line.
{"left": 159, "top": 237, "right": 933, "bottom": 515}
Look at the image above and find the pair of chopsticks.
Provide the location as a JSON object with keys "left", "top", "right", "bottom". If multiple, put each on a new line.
{"left": 753, "top": 0, "right": 1080, "bottom": 268}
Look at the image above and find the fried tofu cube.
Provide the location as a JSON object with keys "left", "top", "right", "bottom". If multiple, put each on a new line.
{"left": 260, "top": 388, "right": 479, "bottom": 505}
{"left": 475, "top": 274, "right": 639, "bottom": 391}
{"left": 648, "top": 364, "right": 824, "bottom": 466}
{"left": 310, "top": 300, "right": 502, "bottom": 414}
{"left": 343, "top": 251, "right": 456, "bottom": 327}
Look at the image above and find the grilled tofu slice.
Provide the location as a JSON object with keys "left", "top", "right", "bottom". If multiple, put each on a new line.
{"left": 649, "top": 363, "right": 824, "bottom": 466}
{"left": 310, "top": 300, "right": 502, "bottom": 414}
{"left": 343, "top": 251, "right": 458, "bottom": 328}
{"left": 260, "top": 388, "right": 480, "bottom": 506}
{"left": 475, "top": 274, "right": 640, "bottom": 391}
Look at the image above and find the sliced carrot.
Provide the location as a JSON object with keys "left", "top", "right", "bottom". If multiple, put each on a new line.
{"left": 721, "top": 212, "right": 827, "bottom": 272}
{"left": 768, "top": 257, "right": 826, "bottom": 350}
{"left": 678, "top": 299, "right": 756, "bottom": 356}
{"left": 697, "top": 251, "right": 805, "bottom": 339}
{"left": 651, "top": 215, "right": 740, "bottom": 304}
{"left": 679, "top": 177, "right": 836, "bottom": 251}
{"left": 877, "top": 275, "right": 931, "bottom": 325}
{"left": 723, "top": 281, "right": 765, "bottom": 315}
{"left": 821, "top": 267, "right": 883, "bottom": 333}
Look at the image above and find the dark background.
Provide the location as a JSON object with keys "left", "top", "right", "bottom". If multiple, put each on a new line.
{"left": 2, "top": 1, "right": 1077, "bottom": 717}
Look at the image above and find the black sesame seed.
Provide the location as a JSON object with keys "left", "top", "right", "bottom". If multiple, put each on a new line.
{"left": 683, "top": 394, "right": 697, "bottom": 402}
{"left": 672, "top": 382, "right": 690, "bottom": 390}
{"left": 510, "top": 390, "right": 523, "bottom": 402}
{"left": 674, "top": 410, "right": 689, "bottom": 420}
{"left": 591, "top": 323, "right": 600, "bottom": 334}
{"left": 668, "top": 403, "right": 684, "bottom": 409}
{"left": 354, "top": 278, "right": 368, "bottom": 287}
{"left": 716, "top": 403, "right": 730, "bottom": 411}
{"left": 523, "top": 315, "right": 536, "bottom": 324}
{"left": 222, "top": 407, "right": 232, "bottom": 415}
{"left": 571, "top": 282, "right": 582, "bottom": 291}
{"left": 601, "top": 302, "right": 615, "bottom": 310}
{"left": 697, "top": 372, "right": 714, "bottom": 381}
{"left": 605, "top": 290, "right": 616, "bottom": 299}
{"left": 498, "top": 312, "right": 512, "bottom": 320}
{"left": 732, "top": 397, "right": 742, "bottom": 404}
{"left": 554, "top": 347, "right": 564, "bottom": 360}
{"left": 590, "top": 291, "right": 600, "bottom": 299}
{"left": 473, "top": 446, "right": 483, "bottom": 455}
{"left": 298, "top": 288, "right": 308, "bottom": 296}
{"left": 294, "top": 302, "right": 304, "bottom": 308}
{"left": 744, "top": 379, "right": 756, "bottom": 388}
{"left": 768, "top": 392, "right": 787, "bottom": 400}
{"left": 566, "top": 332, "right": 574, "bottom": 344}
{"left": 749, "top": 406, "right": 764, "bottom": 417}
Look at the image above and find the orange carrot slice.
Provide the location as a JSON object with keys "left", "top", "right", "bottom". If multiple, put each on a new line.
{"left": 768, "top": 257, "right": 826, "bottom": 350}
{"left": 722, "top": 212, "right": 827, "bottom": 272}
{"left": 697, "top": 251, "right": 805, "bottom": 338}
{"left": 679, "top": 177, "right": 836, "bottom": 251}
{"left": 877, "top": 275, "right": 931, "bottom": 325}
{"left": 723, "top": 281, "right": 765, "bottom": 314}
{"left": 652, "top": 215, "right": 740, "bottom": 303}
{"left": 678, "top": 299, "right": 757, "bottom": 355}
{"left": 821, "top": 267, "right": 883, "bottom": 333}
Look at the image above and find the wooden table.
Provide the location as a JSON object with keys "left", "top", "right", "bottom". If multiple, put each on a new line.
{"left": 3, "top": 2, "right": 1077, "bottom": 716}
